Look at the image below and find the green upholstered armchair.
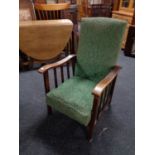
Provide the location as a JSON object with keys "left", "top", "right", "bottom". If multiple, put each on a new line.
{"left": 38, "top": 17, "right": 126, "bottom": 141}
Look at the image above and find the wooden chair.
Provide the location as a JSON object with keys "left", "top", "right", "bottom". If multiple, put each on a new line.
{"left": 34, "top": 2, "right": 77, "bottom": 56}
{"left": 38, "top": 18, "right": 126, "bottom": 141}
{"left": 20, "top": 19, "right": 73, "bottom": 65}
{"left": 34, "top": 2, "right": 70, "bottom": 20}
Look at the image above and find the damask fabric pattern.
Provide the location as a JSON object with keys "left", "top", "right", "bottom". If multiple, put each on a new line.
{"left": 47, "top": 18, "right": 126, "bottom": 126}
{"left": 75, "top": 17, "right": 126, "bottom": 83}
{"left": 47, "top": 76, "right": 96, "bottom": 126}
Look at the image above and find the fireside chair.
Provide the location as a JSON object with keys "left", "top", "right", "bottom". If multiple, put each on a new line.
{"left": 38, "top": 17, "right": 126, "bottom": 141}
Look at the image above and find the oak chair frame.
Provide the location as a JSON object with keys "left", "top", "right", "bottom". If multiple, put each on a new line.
{"left": 38, "top": 54, "right": 121, "bottom": 142}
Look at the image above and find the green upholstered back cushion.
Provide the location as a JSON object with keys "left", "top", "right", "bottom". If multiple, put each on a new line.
{"left": 75, "top": 17, "right": 126, "bottom": 83}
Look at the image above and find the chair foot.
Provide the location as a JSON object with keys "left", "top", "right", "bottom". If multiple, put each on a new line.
{"left": 103, "top": 104, "right": 111, "bottom": 111}
{"left": 47, "top": 106, "right": 52, "bottom": 115}
{"left": 87, "top": 122, "right": 96, "bottom": 143}
{"left": 87, "top": 129, "right": 93, "bottom": 143}
{"left": 88, "top": 137, "right": 93, "bottom": 143}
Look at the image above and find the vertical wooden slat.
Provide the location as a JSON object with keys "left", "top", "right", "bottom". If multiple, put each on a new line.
{"left": 47, "top": 11, "right": 51, "bottom": 19}
{"left": 108, "top": 76, "right": 117, "bottom": 104}
{"left": 55, "top": 11, "right": 57, "bottom": 19}
{"left": 105, "top": 85, "right": 110, "bottom": 103}
{"left": 66, "top": 62, "right": 70, "bottom": 79}
{"left": 53, "top": 68, "right": 58, "bottom": 88}
{"left": 71, "top": 31, "right": 75, "bottom": 54}
{"left": 50, "top": 11, "right": 53, "bottom": 19}
{"left": 97, "top": 90, "right": 105, "bottom": 119}
{"left": 40, "top": 10, "right": 43, "bottom": 19}
{"left": 35, "top": 10, "right": 38, "bottom": 20}
{"left": 58, "top": 10, "right": 61, "bottom": 18}
{"left": 101, "top": 86, "right": 110, "bottom": 111}
{"left": 37, "top": 10, "right": 42, "bottom": 20}
{"left": 53, "top": 11, "right": 56, "bottom": 19}
{"left": 56, "top": 10, "right": 59, "bottom": 19}
{"left": 60, "top": 66, "right": 64, "bottom": 83}
{"left": 45, "top": 10, "right": 48, "bottom": 19}
{"left": 101, "top": 89, "right": 106, "bottom": 107}
{"left": 72, "top": 58, "right": 75, "bottom": 76}
{"left": 42, "top": 10, "right": 45, "bottom": 19}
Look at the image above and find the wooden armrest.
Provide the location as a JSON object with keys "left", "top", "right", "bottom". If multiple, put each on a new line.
{"left": 38, "top": 54, "right": 76, "bottom": 74}
{"left": 92, "top": 66, "right": 121, "bottom": 97}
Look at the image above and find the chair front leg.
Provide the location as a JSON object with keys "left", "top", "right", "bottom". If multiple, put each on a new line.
{"left": 43, "top": 70, "right": 52, "bottom": 114}
{"left": 87, "top": 95, "right": 100, "bottom": 142}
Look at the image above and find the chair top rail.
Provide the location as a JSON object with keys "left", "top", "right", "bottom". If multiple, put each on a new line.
{"left": 34, "top": 2, "right": 70, "bottom": 11}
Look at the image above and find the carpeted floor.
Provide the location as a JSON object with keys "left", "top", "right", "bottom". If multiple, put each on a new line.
{"left": 19, "top": 52, "right": 135, "bottom": 155}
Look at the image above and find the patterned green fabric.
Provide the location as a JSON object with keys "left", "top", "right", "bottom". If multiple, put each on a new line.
{"left": 75, "top": 17, "right": 126, "bottom": 83}
{"left": 46, "top": 18, "right": 126, "bottom": 126}
{"left": 47, "top": 77, "right": 96, "bottom": 126}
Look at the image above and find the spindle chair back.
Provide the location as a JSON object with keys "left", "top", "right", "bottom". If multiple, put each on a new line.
{"left": 34, "top": 2, "right": 70, "bottom": 20}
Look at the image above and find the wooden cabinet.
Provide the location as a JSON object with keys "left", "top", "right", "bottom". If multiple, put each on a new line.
{"left": 112, "top": 0, "right": 134, "bottom": 48}
{"left": 119, "top": 0, "right": 134, "bottom": 12}
{"left": 77, "top": 0, "right": 113, "bottom": 20}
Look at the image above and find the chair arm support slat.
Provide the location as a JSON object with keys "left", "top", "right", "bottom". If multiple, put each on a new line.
{"left": 38, "top": 54, "right": 76, "bottom": 74}
{"left": 92, "top": 66, "right": 121, "bottom": 97}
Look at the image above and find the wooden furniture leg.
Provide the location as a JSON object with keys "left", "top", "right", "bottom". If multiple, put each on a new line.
{"left": 87, "top": 96, "right": 99, "bottom": 142}
{"left": 43, "top": 71, "right": 52, "bottom": 114}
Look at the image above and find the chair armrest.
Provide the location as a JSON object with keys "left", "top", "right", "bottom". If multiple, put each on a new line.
{"left": 92, "top": 66, "right": 121, "bottom": 97}
{"left": 38, "top": 54, "right": 76, "bottom": 74}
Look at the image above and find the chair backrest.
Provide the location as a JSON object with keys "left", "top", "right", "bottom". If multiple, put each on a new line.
{"left": 34, "top": 2, "right": 70, "bottom": 20}
{"left": 19, "top": 19, "right": 73, "bottom": 60}
{"left": 75, "top": 17, "right": 126, "bottom": 82}
{"left": 34, "top": 0, "right": 46, "bottom": 3}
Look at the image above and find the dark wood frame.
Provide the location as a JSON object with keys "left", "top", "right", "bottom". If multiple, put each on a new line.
{"left": 38, "top": 54, "right": 121, "bottom": 142}
{"left": 124, "top": 25, "right": 135, "bottom": 57}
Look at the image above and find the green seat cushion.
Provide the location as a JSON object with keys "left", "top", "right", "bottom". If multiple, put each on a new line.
{"left": 75, "top": 17, "right": 126, "bottom": 83}
{"left": 46, "top": 76, "right": 96, "bottom": 126}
